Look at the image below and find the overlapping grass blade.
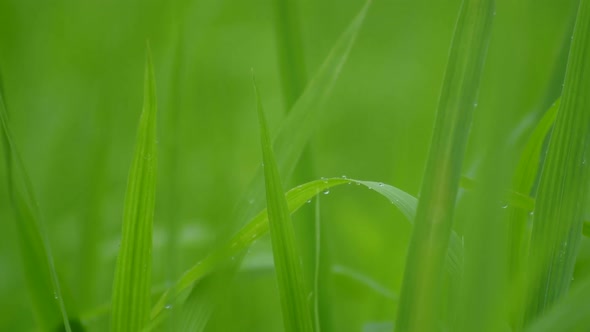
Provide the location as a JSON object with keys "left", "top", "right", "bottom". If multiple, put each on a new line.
{"left": 0, "top": 73, "right": 71, "bottom": 331}
{"left": 254, "top": 76, "right": 314, "bottom": 332}
{"left": 174, "top": 264, "right": 237, "bottom": 332}
{"left": 524, "top": 275, "right": 590, "bottom": 332}
{"left": 110, "top": 49, "right": 158, "bottom": 332}
{"left": 395, "top": 0, "right": 495, "bottom": 330}
{"left": 525, "top": 0, "right": 590, "bottom": 322}
{"left": 238, "top": 1, "right": 370, "bottom": 221}
{"left": 152, "top": 4, "right": 371, "bottom": 328}
{"left": 151, "top": 176, "right": 465, "bottom": 319}
{"left": 505, "top": 99, "right": 560, "bottom": 326}
{"left": 513, "top": 99, "right": 560, "bottom": 197}
{"left": 508, "top": 98, "right": 560, "bottom": 269}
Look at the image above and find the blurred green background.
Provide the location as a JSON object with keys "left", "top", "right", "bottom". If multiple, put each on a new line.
{"left": 0, "top": 0, "right": 583, "bottom": 331}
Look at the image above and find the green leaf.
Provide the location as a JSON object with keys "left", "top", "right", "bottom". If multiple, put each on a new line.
{"left": 332, "top": 265, "right": 397, "bottom": 301}
{"left": 110, "top": 48, "right": 158, "bottom": 332}
{"left": 395, "top": 0, "right": 495, "bottom": 330}
{"left": 513, "top": 98, "right": 560, "bottom": 197}
{"left": 0, "top": 71, "right": 72, "bottom": 332}
{"left": 525, "top": 0, "right": 590, "bottom": 322}
{"left": 238, "top": 0, "right": 371, "bottom": 222}
{"left": 150, "top": 177, "right": 460, "bottom": 320}
{"left": 273, "top": 0, "right": 307, "bottom": 108}
{"left": 524, "top": 276, "right": 590, "bottom": 332}
{"left": 159, "top": 3, "right": 371, "bottom": 328}
{"left": 254, "top": 75, "right": 314, "bottom": 332}
{"left": 504, "top": 98, "right": 560, "bottom": 327}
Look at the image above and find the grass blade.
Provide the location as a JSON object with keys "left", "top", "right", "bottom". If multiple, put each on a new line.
{"left": 0, "top": 73, "right": 72, "bottom": 331}
{"left": 238, "top": 1, "right": 370, "bottom": 222}
{"left": 525, "top": 0, "right": 590, "bottom": 321}
{"left": 505, "top": 98, "right": 560, "bottom": 326}
{"left": 151, "top": 176, "right": 464, "bottom": 319}
{"left": 254, "top": 75, "right": 314, "bottom": 332}
{"left": 313, "top": 195, "right": 321, "bottom": 332}
{"left": 524, "top": 275, "right": 590, "bottom": 332}
{"left": 395, "top": 0, "right": 495, "bottom": 330}
{"left": 110, "top": 48, "right": 158, "bottom": 332}
{"left": 513, "top": 98, "right": 560, "bottom": 198}
{"left": 273, "top": 0, "right": 307, "bottom": 108}
{"left": 157, "top": 5, "right": 371, "bottom": 328}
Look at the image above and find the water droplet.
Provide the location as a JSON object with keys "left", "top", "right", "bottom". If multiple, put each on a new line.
{"left": 501, "top": 204, "right": 508, "bottom": 209}
{"left": 165, "top": 304, "right": 173, "bottom": 310}
{"left": 53, "top": 292, "right": 59, "bottom": 300}
{"left": 529, "top": 211, "right": 534, "bottom": 216}
{"left": 378, "top": 182, "right": 384, "bottom": 187}
{"left": 323, "top": 189, "right": 330, "bottom": 195}
{"left": 306, "top": 200, "right": 312, "bottom": 204}
{"left": 473, "top": 102, "right": 478, "bottom": 108}
{"left": 341, "top": 175, "right": 348, "bottom": 179}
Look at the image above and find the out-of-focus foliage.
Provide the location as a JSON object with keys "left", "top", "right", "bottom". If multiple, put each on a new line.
{"left": 0, "top": 0, "right": 586, "bottom": 331}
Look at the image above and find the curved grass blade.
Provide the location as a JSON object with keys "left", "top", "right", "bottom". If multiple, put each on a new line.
{"left": 395, "top": 0, "right": 495, "bottom": 330}
{"left": 150, "top": 177, "right": 464, "bottom": 320}
{"left": 0, "top": 73, "right": 72, "bottom": 332}
{"left": 255, "top": 76, "right": 314, "bottom": 332}
{"left": 513, "top": 98, "right": 560, "bottom": 198}
{"left": 332, "top": 265, "right": 397, "bottom": 301}
{"left": 110, "top": 48, "right": 158, "bottom": 332}
{"left": 174, "top": 262, "right": 238, "bottom": 332}
{"left": 525, "top": 0, "right": 590, "bottom": 321}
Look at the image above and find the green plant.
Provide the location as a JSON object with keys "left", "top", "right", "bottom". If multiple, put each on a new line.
{"left": 1, "top": 0, "right": 589, "bottom": 331}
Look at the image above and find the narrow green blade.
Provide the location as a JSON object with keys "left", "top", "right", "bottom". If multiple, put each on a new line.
{"left": 110, "top": 49, "right": 159, "bottom": 332}
{"left": 506, "top": 98, "right": 559, "bottom": 326}
{"left": 254, "top": 76, "right": 314, "bottom": 332}
{"left": 525, "top": 0, "right": 590, "bottom": 322}
{"left": 273, "top": 0, "right": 307, "bottom": 108}
{"left": 0, "top": 73, "right": 72, "bottom": 332}
{"left": 395, "top": 0, "right": 495, "bottom": 330}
